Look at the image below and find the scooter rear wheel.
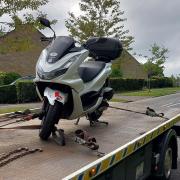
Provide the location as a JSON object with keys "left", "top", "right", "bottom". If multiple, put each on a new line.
{"left": 39, "top": 101, "right": 61, "bottom": 140}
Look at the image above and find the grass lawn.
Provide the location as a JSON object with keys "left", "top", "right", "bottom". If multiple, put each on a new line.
{"left": 119, "top": 87, "right": 180, "bottom": 97}
{"left": 0, "top": 107, "right": 30, "bottom": 115}
{"left": 111, "top": 98, "right": 131, "bottom": 103}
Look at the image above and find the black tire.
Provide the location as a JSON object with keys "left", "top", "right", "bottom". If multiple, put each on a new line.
{"left": 39, "top": 101, "right": 61, "bottom": 140}
{"left": 88, "top": 111, "right": 102, "bottom": 127}
{"left": 88, "top": 111, "right": 102, "bottom": 122}
{"left": 152, "top": 130, "right": 177, "bottom": 180}
{"left": 153, "top": 146, "right": 173, "bottom": 180}
{"left": 161, "top": 146, "right": 173, "bottom": 180}
{"left": 87, "top": 100, "right": 109, "bottom": 125}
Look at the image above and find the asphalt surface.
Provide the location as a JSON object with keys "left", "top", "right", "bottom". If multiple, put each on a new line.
{"left": 0, "top": 93, "right": 179, "bottom": 180}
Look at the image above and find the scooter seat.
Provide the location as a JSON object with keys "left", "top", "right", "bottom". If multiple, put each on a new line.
{"left": 78, "top": 61, "right": 106, "bottom": 83}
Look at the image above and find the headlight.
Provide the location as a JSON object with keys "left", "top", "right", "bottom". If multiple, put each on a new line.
{"left": 37, "top": 54, "right": 80, "bottom": 80}
{"left": 37, "top": 66, "right": 68, "bottom": 80}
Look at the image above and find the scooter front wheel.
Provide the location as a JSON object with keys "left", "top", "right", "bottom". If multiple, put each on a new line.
{"left": 39, "top": 101, "right": 61, "bottom": 140}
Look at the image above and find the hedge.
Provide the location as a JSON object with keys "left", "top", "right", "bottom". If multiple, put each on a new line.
{"left": 0, "top": 72, "right": 21, "bottom": 86}
{"left": 110, "top": 68, "right": 123, "bottom": 78}
{"left": 110, "top": 77, "right": 173, "bottom": 92}
{"left": 110, "top": 78, "right": 144, "bottom": 92}
{"left": 0, "top": 77, "right": 174, "bottom": 104}
{"left": 0, "top": 85, "right": 17, "bottom": 103}
{"left": 16, "top": 80, "right": 39, "bottom": 103}
{"left": 147, "top": 77, "right": 173, "bottom": 88}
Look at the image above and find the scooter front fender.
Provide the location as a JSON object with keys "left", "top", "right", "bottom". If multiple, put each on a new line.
{"left": 44, "top": 87, "right": 68, "bottom": 106}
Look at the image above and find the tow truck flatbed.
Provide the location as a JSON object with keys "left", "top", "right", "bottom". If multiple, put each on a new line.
{"left": 0, "top": 93, "right": 180, "bottom": 180}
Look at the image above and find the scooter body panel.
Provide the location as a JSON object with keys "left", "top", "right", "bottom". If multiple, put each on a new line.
{"left": 44, "top": 87, "right": 68, "bottom": 106}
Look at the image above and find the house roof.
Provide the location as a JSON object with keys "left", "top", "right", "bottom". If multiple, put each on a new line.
{"left": 0, "top": 24, "right": 45, "bottom": 39}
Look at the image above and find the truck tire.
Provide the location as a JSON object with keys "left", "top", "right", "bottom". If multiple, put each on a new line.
{"left": 161, "top": 146, "right": 173, "bottom": 180}
{"left": 39, "top": 101, "right": 61, "bottom": 140}
{"left": 152, "top": 129, "right": 177, "bottom": 180}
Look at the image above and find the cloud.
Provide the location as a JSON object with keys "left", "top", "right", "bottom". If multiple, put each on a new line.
{"left": 120, "top": 0, "right": 180, "bottom": 76}
{"left": 36, "top": 0, "right": 81, "bottom": 36}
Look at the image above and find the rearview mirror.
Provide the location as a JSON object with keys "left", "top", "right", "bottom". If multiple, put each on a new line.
{"left": 39, "top": 17, "right": 51, "bottom": 28}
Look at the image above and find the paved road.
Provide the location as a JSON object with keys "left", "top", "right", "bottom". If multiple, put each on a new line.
{"left": 0, "top": 93, "right": 179, "bottom": 179}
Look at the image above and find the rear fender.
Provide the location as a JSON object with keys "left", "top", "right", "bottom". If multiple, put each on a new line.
{"left": 44, "top": 87, "right": 68, "bottom": 106}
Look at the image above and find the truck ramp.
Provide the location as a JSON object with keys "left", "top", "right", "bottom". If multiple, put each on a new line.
{"left": 0, "top": 94, "right": 180, "bottom": 180}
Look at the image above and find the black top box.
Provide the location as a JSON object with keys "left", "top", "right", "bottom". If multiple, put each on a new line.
{"left": 85, "top": 37, "right": 123, "bottom": 63}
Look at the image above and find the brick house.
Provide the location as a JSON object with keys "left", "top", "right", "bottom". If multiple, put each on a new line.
{"left": 0, "top": 24, "right": 147, "bottom": 79}
{"left": 0, "top": 24, "right": 48, "bottom": 76}
{"left": 113, "top": 50, "right": 148, "bottom": 79}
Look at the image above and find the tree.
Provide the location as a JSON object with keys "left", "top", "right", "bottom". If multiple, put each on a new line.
{"left": 143, "top": 43, "right": 169, "bottom": 77}
{"left": 0, "top": 0, "right": 56, "bottom": 33}
{"left": 22, "top": 12, "right": 57, "bottom": 30}
{"left": 0, "top": 0, "right": 48, "bottom": 17}
{"left": 171, "top": 74, "right": 180, "bottom": 87}
{"left": 110, "top": 67, "right": 123, "bottom": 78}
{"left": 65, "top": 0, "right": 134, "bottom": 50}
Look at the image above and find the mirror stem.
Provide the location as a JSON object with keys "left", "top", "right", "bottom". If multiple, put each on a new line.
{"left": 50, "top": 27, "right": 56, "bottom": 39}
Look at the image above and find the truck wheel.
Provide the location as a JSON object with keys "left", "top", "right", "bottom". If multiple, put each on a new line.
{"left": 152, "top": 129, "right": 177, "bottom": 180}
{"left": 39, "top": 101, "right": 61, "bottom": 140}
{"left": 162, "top": 146, "right": 173, "bottom": 180}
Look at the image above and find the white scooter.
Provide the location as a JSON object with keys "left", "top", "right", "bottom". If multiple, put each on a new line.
{"left": 34, "top": 18, "right": 123, "bottom": 140}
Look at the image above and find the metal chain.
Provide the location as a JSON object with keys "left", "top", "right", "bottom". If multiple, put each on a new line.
{"left": 0, "top": 119, "right": 26, "bottom": 128}
{"left": 0, "top": 118, "right": 14, "bottom": 123}
{"left": 0, "top": 114, "right": 27, "bottom": 123}
{"left": 0, "top": 109, "right": 34, "bottom": 124}
{"left": 74, "top": 130, "right": 105, "bottom": 157}
{"left": 0, "top": 147, "right": 43, "bottom": 168}
{"left": 0, "top": 147, "right": 28, "bottom": 161}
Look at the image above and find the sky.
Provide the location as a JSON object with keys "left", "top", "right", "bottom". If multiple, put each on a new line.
{"left": 1, "top": 0, "right": 180, "bottom": 76}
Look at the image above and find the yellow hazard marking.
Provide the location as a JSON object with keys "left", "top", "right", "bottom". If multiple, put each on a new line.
{"left": 167, "top": 123, "right": 170, "bottom": 129}
{"left": 126, "top": 143, "right": 135, "bottom": 156}
{"left": 115, "top": 150, "right": 123, "bottom": 163}
{"left": 83, "top": 172, "right": 90, "bottom": 180}
{"left": 153, "top": 129, "right": 158, "bottom": 138}
{"left": 159, "top": 126, "right": 164, "bottom": 134}
{"left": 145, "top": 133, "right": 152, "bottom": 144}
{"left": 100, "top": 157, "right": 111, "bottom": 172}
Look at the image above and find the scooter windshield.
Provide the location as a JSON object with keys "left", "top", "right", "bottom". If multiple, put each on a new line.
{"left": 46, "top": 36, "right": 75, "bottom": 64}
